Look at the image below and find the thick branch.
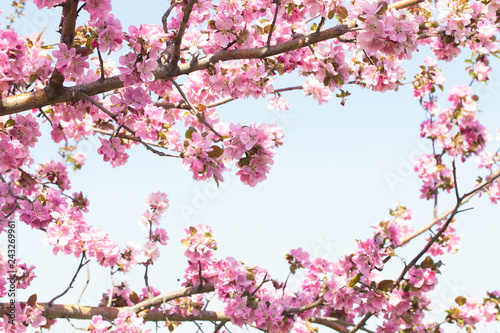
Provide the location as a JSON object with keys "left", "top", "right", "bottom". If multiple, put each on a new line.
{"left": 170, "top": 0, "right": 197, "bottom": 66}
{"left": 131, "top": 283, "right": 215, "bottom": 313}
{"left": 308, "top": 318, "right": 349, "bottom": 333}
{"left": 0, "top": 24, "right": 353, "bottom": 115}
{"left": 46, "top": 0, "right": 79, "bottom": 98}
{"left": 0, "top": 0, "right": 424, "bottom": 116}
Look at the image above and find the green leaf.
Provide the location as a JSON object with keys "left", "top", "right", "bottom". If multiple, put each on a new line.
{"left": 5, "top": 119, "right": 16, "bottom": 128}
{"left": 376, "top": 1, "right": 388, "bottom": 15}
{"left": 377, "top": 279, "right": 394, "bottom": 292}
{"left": 129, "top": 291, "right": 140, "bottom": 304}
{"left": 207, "top": 145, "right": 224, "bottom": 159}
{"left": 323, "top": 75, "right": 332, "bottom": 87}
{"left": 238, "top": 156, "right": 251, "bottom": 167}
{"left": 27, "top": 294, "right": 37, "bottom": 307}
{"left": 349, "top": 273, "right": 362, "bottom": 287}
{"left": 336, "top": 6, "right": 348, "bottom": 20}
{"left": 455, "top": 296, "right": 467, "bottom": 306}
{"left": 332, "top": 73, "right": 345, "bottom": 85}
{"left": 86, "top": 36, "right": 94, "bottom": 49}
{"left": 29, "top": 74, "right": 38, "bottom": 85}
{"left": 421, "top": 256, "right": 434, "bottom": 269}
{"left": 185, "top": 127, "right": 197, "bottom": 140}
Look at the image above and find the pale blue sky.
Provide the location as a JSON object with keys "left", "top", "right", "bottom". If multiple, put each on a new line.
{"left": 2, "top": 1, "right": 500, "bottom": 332}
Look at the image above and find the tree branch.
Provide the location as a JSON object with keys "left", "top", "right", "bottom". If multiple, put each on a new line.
{"left": 169, "top": 0, "right": 197, "bottom": 67}
{"left": 0, "top": 0, "right": 425, "bottom": 117}
{"left": 46, "top": 0, "right": 80, "bottom": 98}
{"left": 82, "top": 93, "right": 181, "bottom": 158}
{"left": 131, "top": 283, "right": 215, "bottom": 313}
{"left": 398, "top": 168, "right": 500, "bottom": 246}
{"left": 169, "top": 78, "right": 224, "bottom": 140}
{"left": 0, "top": 24, "right": 353, "bottom": 116}
{"left": 267, "top": 0, "right": 280, "bottom": 47}
{"left": 48, "top": 254, "right": 90, "bottom": 305}
{"left": 156, "top": 85, "right": 302, "bottom": 110}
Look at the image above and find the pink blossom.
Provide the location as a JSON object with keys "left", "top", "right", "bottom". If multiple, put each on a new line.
{"left": 33, "top": 0, "right": 65, "bottom": 8}
{"left": 88, "top": 315, "right": 109, "bottom": 333}
{"left": 90, "top": 14, "right": 123, "bottom": 53}
{"left": 97, "top": 137, "right": 129, "bottom": 167}
{"left": 52, "top": 43, "right": 89, "bottom": 79}
{"left": 114, "top": 310, "right": 146, "bottom": 333}
{"left": 426, "top": 220, "right": 460, "bottom": 256}
{"left": 85, "top": 0, "right": 112, "bottom": 20}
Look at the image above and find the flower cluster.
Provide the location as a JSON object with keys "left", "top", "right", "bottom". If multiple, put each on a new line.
{"left": 373, "top": 204, "right": 414, "bottom": 247}
{"left": 0, "top": 30, "right": 27, "bottom": 92}
{"left": 118, "top": 24, "right": 167, "bottom": 87}
{"left": 223, "top": 123, "right": 284, "bottom": 186}
{"left": 412, "top": 58, "right": 446, "bottom": 100}
{"left": 426, "top": 220, "right": 460, "bottom": 256}
{"left": 446, "top": 294, "right": 499, "bottom": 329}
{"left": 414, "top": 154, "right": 454, "bottom": 199}
{"left": 353, "top": 0, "right": 421, "bottom": 59}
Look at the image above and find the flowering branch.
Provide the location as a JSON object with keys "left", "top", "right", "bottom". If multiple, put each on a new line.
{"left": 46, "top": 0, "right": 80, "bottom": 98}
{"left": 168, "top": 78, "right": 224, "bottom": 140}
{"left": 82, "top": 93, "right": 180, "bottom": 158}
{"left": 398, "top": 167, "right": 500, "bottom": 247}
{"left": 48, "top": 253, "right": 90, "bottom": 305}
{"left": 169, "top": 0, "right": 197, "bottom": 67}
{"left": 0, "top": 0, "right": 420, "bottom": 116}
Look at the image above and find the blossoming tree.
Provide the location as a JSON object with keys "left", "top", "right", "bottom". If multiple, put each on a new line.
{"left": 0, "top": 0, "right": 500, "bottom": 332}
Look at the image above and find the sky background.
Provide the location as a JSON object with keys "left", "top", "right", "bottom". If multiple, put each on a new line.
{"left": 2, "top": 1, "right": 500, "bottom": 332}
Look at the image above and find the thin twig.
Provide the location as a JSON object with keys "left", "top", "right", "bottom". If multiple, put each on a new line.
{"left": 267, "top": 0, "right": 280, "bottom": 47}
{"left": 157, "top": 85, "right": 303, "bottom": 110}
{"left": 282, "top": 271, "right": 292, "bottom": 297}
{"left": 0, "top": 173, "right": 21, "bottom": 218}
{"left": 393, "top": 165, "right": 464, "bottom": 290}
{"left": 107, "top": 268, "right": 114, "bottom": 307}
{"left": 170, "top": 0, "right": 197, "bottom": 67}
{"left": 198, "top": 261, "right": 204, "bottom": 289}
{"left": 214, "top": 321, "right": 227, "bottom": 333}
{"left": 92, "top": 128, "right": 182, "bottom": 157}
{"left": 162, "top": 2, "right": 183, "bottom": 33}
{"left": 316, "top": 17, "right": 326, "bottom": 33}
{"left": 398, "top": 168, "right": 500, "bottom": 246}
{"left": 348, "top": 313, "right": 373, "bottom": 333}
{"left": 250, "top": 273, "right": 268, "bottom": 296}
{"left": 76, "top": 257, "right": 90, "bottom": 306}
{"left": 169, "top": 78, "right": 224, "bottom": 140}
{"left": 202, "top": 292, "right": 216, "bottom": 311}
{"left": 145, "top": 264, "right": 151, "bottom": 298}
{"left": 305, "top": 15, "right": 320, "bottom": 24}
{"left": 452, "top": 160, "right": 460, "bottom": 200}
{"left": 66, "top": 318, "right": 86, "bottom": 331}
{"left": 82, "top": 93, "right": 182, "bottom": 158}
{"left": 49, "top": 254, "right": 90, "bottom": 305}
{"left": 37, "top": 107, "right": 53, "bottom": 126}
{"left": 97, "top": 49, "right": 105, "bottom": 81}
{"left": 286, "top": 296, "right": 325, "bottom": 314}
{"left": 194, "top": 321, "right": 206, "bottom": 333}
